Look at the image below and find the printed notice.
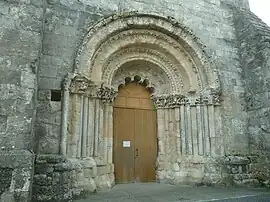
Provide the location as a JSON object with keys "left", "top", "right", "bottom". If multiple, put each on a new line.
{"left": 123, "top": 141, "right": 131, "bottom": 148}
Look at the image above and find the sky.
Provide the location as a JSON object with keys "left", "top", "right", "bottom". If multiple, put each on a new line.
{"left": 249, "top": 0, "right": 270, "bottom": 26}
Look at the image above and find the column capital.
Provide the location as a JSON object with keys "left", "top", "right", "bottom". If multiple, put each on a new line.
{"left": 151, "top": 91, "right": 221, "bottom": 109}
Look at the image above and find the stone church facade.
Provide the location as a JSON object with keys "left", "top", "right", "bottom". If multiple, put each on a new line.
{"left": 0, "top": 0, "right": 270, "bottom": 201}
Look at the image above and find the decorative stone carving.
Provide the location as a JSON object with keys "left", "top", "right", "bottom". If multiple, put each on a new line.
{"left": 74, "top": 13, "right": 221, "bottom": 96}
{"left": 151, "top": 94, "right": 188, "bottom": 108}
{"left": 62, "top": 73, "right": 75, "bottom": 91}
{"left": 115, "top": 76, "right": 156, "bottom": 95}
{"left": 96, "top": 84, "right": 117, "bottom": 103}
{"left": 103, "top": 47, "right": 182, "bottom": 93}
{"left": 69, "top": 75, "right": 94, "bottom": 94}
{"left": 152, "top": 93, "right": 221, "bottom": 108}
{"left": 75, "top": 13, "right": 209, "bottom": 72}
{"left": 111, "top": 62, "right": 170, "bottom": 95}
{"left": 68, "top": 75, "right": 117, "bottom": 102}
{"left": 98, "top": 32, "right": 198, "bottom": 94}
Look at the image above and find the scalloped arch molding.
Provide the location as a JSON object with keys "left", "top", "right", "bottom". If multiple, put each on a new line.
{"left": 75, "top": 13, "right": 221, "bottom": 96}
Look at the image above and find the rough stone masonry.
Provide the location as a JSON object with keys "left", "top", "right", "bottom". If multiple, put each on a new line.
{"left": 0, "top": 0, "right": 269, "bottom": 201}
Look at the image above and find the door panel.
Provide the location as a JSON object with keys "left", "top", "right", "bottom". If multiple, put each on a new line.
{"left": 113, "top": 108, "right": 135, "bottom": 183}
{"left": 113, "top": 83, "right": 157, "bottom": 183}
{"left": 134, "top": 109, "right": 157, "bottom": 182}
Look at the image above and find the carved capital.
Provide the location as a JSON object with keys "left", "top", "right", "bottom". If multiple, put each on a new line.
{"left": 199, "top": 87, "right": 222, "bottom": 106}
{"left": 96, "top": 84, "right": 117, "bottom": 103}
{"left": 152, "top": 92, "right": 221, "bottom": 108}
{"left": 151, "top": 94, "right": 188, "bottom": 108}
{"left": 62, "top": 73, "right": 75, "bottom": 91}
{"left": 69, "top": 75, "right": 96, "bottom": 95}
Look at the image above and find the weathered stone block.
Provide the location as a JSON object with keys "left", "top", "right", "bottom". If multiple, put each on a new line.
{"left": 94, "top": 174, "right": 112, "bottom": 190}
{"left": 0, "top": 168, "right": 13, "bottom": 196}
{"left": 33, "top": 174, "right": 53, "bottom": 186}
{"left": 37, "top": 154, "right": 67, "bottom": 164}
{"left": 83, "top": 168, "right": 92, "bottom": 178}
{"left": 96, "top": 166, "right": 108, "bottom": 176}
{"left": 225, "top": 156, "right": 250, "bottom": 165}
{"left": 0, "top": 150, "right": 34, "bottom": 202}
{"left": 81, "top": 158, "right": 96, "bottom": 168}
{"left": 35, "top": 164, "right": 54, "bottom": 174}
{"left": 54, "top": 161, "right": 75, "bottom": 172}
{"left": 0, "top": 115, "right": 7, "bottom": 133}
{"left": 91, "top": 166, "right": 97, "bottom": 177}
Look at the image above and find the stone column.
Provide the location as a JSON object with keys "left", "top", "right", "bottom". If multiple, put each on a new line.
{"left": 169, "top": 108, "right": 175, "bottom": 156}
{"left": 203, "top": 104, "right": 210, "bottom": 156}
{"left": 66, "top": 75, "right": 96, "bottom": 158}
{"left": 60, "top": 74, "right": 73, "bottom": 156}
{"left": 93, "top": 98, "right": 100, "bottom": 157}
{"left": 67, "top": 93, "right": 82, "bottom": 158}
{"left": 197, "top": 105, "right": 204, "bottom": 155}
{"left": 95, "top": 85, "right": 117, "bottom": 163}
{"left": 81, "top": 96, "right": 89, "bottom": 158}
{"left": 98, "top": 102, "right": 104, "bottom": 161}
{"left": 87, "top": 98, "right": 95, "bottom": 157}
{"left": 180, "top": 104, "right": 186, "bottom": 154}
{"left": 186, "top": 104, "right": 193, "bottom": 155}
{"left": 156, "top": 108, "right": 166, "bottom": 179}
{"left": 208, "top": 104, "right": 215, "bottom": 156}
{"left": 103, "top": 103, "right": 109, "bottom": 163}
{"left": 76, "top": 94, "right": 84, "bottom": 158}
{"left": 107, "top": 105, "right": 114, "bottom": 164}
{"left": 164, "top": 109, "right": 169, "bottom": 158}
{"left": 191, "top": 104, "right": 198, "bottom": 155}
{"left": 157, "top": 109, "right": 165, "bottom": 155}
{"left": 175, "top": 108, "right": 181, "bottom": 156}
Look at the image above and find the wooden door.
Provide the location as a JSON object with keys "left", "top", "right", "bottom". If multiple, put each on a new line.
{"left": 113, "top": 83, "right": 157, "bottom": 183}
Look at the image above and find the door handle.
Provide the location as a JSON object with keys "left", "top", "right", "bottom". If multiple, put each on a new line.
{"left": 136, "top": 148, "right": 138, "bottom": 157}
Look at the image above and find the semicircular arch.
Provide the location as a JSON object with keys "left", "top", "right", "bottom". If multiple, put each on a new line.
{"left": 75, "top": 13, "right": 221, "bottom": 96}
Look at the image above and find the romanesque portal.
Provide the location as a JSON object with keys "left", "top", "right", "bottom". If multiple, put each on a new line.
{"left": 61, "top": 14, "right": 222, "bottom": 185}
{"left": 2, "top": 1, "right": 270, "bottom": 201}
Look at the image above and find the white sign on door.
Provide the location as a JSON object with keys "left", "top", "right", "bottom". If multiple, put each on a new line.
{"left": 123, "top": 141, "right": 131, "bottom": 148}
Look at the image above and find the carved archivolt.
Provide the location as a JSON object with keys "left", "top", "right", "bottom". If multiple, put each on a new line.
{"left": 91, "top": 30, "right": 201, "bottom": 94}
{"left": 103, "top": 47, "right": 184, "bottom": 94}
{"left": 75, "top": 13, "right": 221, "bottom": 97}
{"left": 111, "top": 59, "right": 173, "bottom": 95}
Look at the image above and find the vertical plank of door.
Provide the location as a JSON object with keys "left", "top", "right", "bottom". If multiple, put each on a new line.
{"left": 113, "top": 108, "right": 135, "bottom": 183}
{"left": 134, "top": 109, "right": 157, "bottom": 182}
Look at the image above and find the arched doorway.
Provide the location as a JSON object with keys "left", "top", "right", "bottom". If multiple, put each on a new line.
{"left": 113, "top": 82, "right": 157, "bottom": 183}
{"left": 66, "top": 14, "right": 222, "bottom": 187}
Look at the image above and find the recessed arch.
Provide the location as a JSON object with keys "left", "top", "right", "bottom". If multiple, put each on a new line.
{"left": 75, "top": 13, "right": 221, "bottom": 96}
{"left": 111, "top": 59, "right": 173, "bottom": 95}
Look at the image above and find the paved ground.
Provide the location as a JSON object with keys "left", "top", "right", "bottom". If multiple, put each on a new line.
{"left": 76, "top": 183, "right": 270, "bottom": 202}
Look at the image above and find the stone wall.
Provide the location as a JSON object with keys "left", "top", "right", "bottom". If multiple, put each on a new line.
{"left": 161, "top": 155, "right": 260, "bottom": 187}
{"left": 233, "top": 9, "right": 270, "bottom": 186}
{"left": 33, "top": 155, "right": 114, "bottom": 201}
{"left": 0, "top": 0, "right": 44, "bottom": 201}
{"left": 0, "top": 0, "right": 42, "bottom": 151}
{"left": 36, "top": 0, "right": 103, "bottom": 154}
{"left": 0, "top": 150, "right": 34, "bottom": 202}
